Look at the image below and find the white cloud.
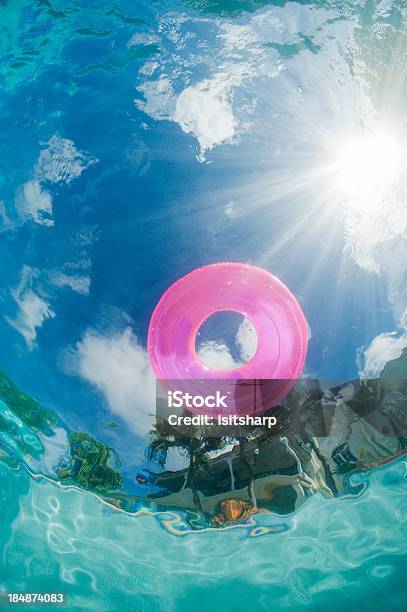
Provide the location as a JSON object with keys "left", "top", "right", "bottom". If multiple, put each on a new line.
{"left": 136, "top": 77, "right": 176, "bottom": 121}
{"left": 127, "top": 32, "right": 160, "bottom": 47}
{"left": 75, "top": 328, "right": 155, "bottom": 437}
{"left": 16, "top": 180, "right": 53, "bottom": 227}
{"left": 197, "top": 340, "right": 238, "bottom": 371}
{"left": 357, "top": 332, "right": 407, "bottom": 378}
{"left": 15, "top": 135, "right": 97, "bottom": 228}
{"left": 236, "top": 317, "right": 258, "bottom": 363}
{"left": 224, "top": 201, "right": 239, "bottom": 219}
{"left": 48, "top": 271, "right": 90, "bottom": 296}
{"left": 135, "top": 8, "right": 287, "bottom": 160}
{"left": 174, "top": 85, "right": 236, "bottom": 158}
{"left": 0, "top": 200, "right": 13, "bottom": 231}
{"left": 36, "top": 134, "right": 97, "bottom": 185}
{"left": 197, "top": 317, "right": 257, "bottom": 370}
{"left": 5, "top": 267, "right": 55, "bottom": 349}
{"left": 137, "top": 75, "right": 238, "bottom": 160}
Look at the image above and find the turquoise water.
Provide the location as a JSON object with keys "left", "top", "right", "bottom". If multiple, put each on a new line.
{"left": 1, "top": 458, "right": 406, "bottom": 610}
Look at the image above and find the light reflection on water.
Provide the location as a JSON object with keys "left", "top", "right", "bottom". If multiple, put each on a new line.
{"left": 0, "top": 458, "right": 406, "bottom": 610}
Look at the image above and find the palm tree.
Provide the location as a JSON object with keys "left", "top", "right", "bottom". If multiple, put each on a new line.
{"left": 146, "top": 416, "right": 227, "bottom": 515}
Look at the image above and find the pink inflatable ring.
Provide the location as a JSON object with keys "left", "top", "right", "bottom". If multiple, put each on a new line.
{"left": 148, "top": 263, "right": 308, "bottom": 414}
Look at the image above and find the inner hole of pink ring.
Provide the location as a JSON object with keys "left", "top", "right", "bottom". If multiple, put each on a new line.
{"left": 194, "top": 310, "right": 258, "bottom": 372}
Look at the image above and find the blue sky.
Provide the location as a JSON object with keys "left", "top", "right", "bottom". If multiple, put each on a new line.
{"left": 0, "top": 0, "right": 406, "bottom": 467}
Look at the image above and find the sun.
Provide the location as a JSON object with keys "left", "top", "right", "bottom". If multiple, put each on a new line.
{"left": 332, "top": 128, "right": 405, "bottom": 213}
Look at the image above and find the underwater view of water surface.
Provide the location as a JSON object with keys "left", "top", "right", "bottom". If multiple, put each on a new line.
{"left": 1, "top": 0, "right": 407, "bottom": 609}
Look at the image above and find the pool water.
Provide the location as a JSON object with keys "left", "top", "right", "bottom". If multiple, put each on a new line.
{"left": 1, "top": 457, "right": 406, "bottom": 610}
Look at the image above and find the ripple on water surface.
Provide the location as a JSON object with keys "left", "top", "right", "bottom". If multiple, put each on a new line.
{"left": 0, "top": 458, "right": 406, "bottom": 611}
